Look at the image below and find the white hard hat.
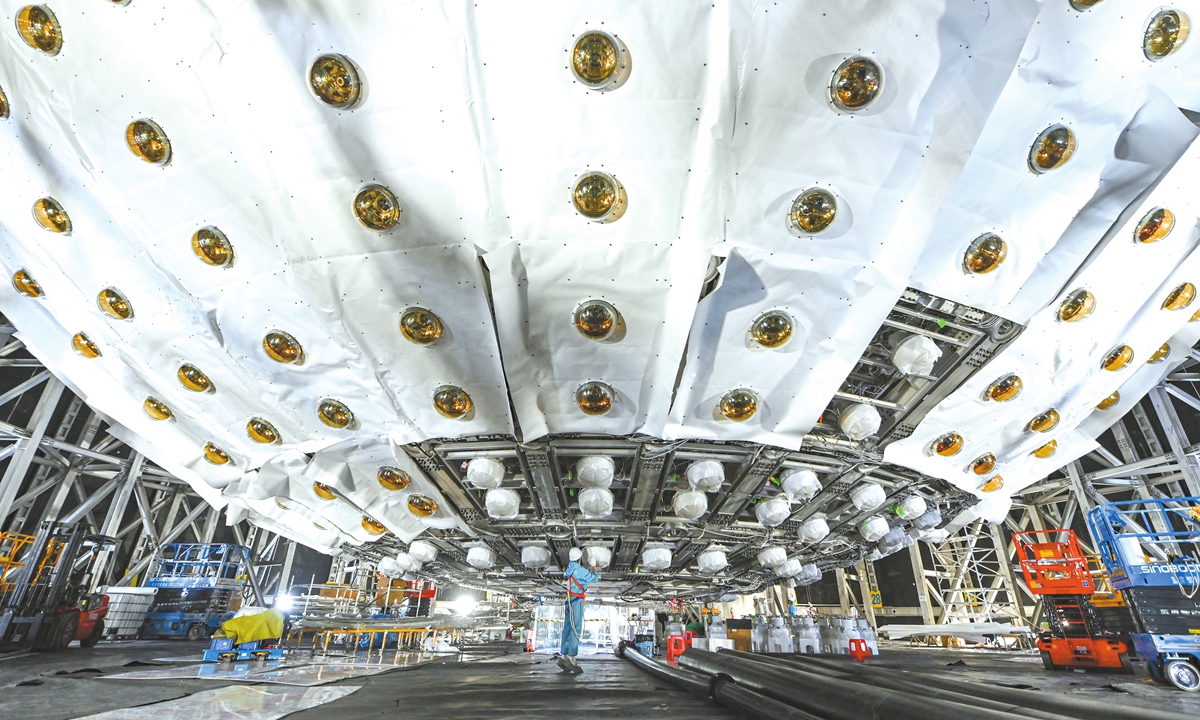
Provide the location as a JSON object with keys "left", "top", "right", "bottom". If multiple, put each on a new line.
{"left": 569, "top": 547, "right": 582, "bottom": 562}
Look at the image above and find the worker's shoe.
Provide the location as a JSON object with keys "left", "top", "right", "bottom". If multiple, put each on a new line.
{"left": 567, "top": 656, "right": 583, "bottom": 673}
{"left": 555, "top": 655, "right": 572, "bottom": 672}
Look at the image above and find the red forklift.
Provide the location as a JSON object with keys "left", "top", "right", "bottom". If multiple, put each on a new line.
{"left": 1014, "top": 528, "right": 1131, "bottom": 673}
{"left": 0, "top": 520, "right": 113, "bottom": 651}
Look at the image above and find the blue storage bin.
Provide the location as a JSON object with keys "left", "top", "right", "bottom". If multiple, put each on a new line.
{"left": 209, "top": 637, "right": 234, "bottom": 651}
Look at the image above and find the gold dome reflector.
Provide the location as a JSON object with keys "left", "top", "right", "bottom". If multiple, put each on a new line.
{"left": 309, "top": 54, "right": 361, "bottom": 108}
{"left": 317, "top": 399, "right": 354, "bottom": 429}
{"left": 1057, "top": 289, "right": 1095, "bottom": 322}
{"left": 247, "top": 417, "right": 280, "bottom": 444}
{"left": 191, "top": 227, "right": 234, "bottom": 267}
{"left": 1033, "top": 440, "right": 1058, "bottom": 459}
{"left": 97, "top": 288, "right": 133, "bottom": 320}
{"left": 572, "top": 171, "right": 626, "bottom": 222}
{"left": 573, "top": 299, "right": 618, "bottom": 340}
{"left": 399, "top": 307, "right": 443, "bottom": 345}
{"left": 1069, "top": 0, "right": 1103, "bottom": 10}
{"left": 263, "top": 331, "right": 304, "bottom": 364}
{"left": 719, "top": 388, "right": 758, "bottom": 422}
{"left": 788, "top": 188, "right": 837, "bottom": 235}
{"left": 969, "top": 453, "right": 996, "bottom": 476}
{"left": 1097, "top": 391, "right": 1120, "bottom": 410}
{"left": 1144, "top": 10, "right": 1190, "bottom": 60}
{"left": 32, "top": 197, "right": 71, "bottom": 234}
{"left": 313, "top": 481, "right": 336, "bottom": 500}
{"left": 1028, "top": 409, "right": 1060, "bottom": 433}
{"left": 1029, "top": 125, "right": 1076, "bottom": 173}
{"left": 361, "top": 516, "right": 387, "bottom": 535}
{"left": 0, "top": 85, "right": 9, "bottom": 119}
{"left": 377, "top": 466, "right": 411, "bottom": 491}
{"left": 407, "top": 494, "right": 439, "bottom": 518}
{"left": 433, "top": 385, "right": 472, "bottom": 419}
{"left": 576, "top": 381, "right": 614, "bottom": 416}
{"left": 1135, "top": 208, "right": 1174, "bottom": 244}
{"left": 177, "top": 364, "right": 214, "bottom": 393}
{"left": 71, "top": 332, "right": 100, "bottom": 359}
{"left": 12, "top": 270, "right": 42, "bottom": 298}
{"left": 16, "top": 5, "right": 62, "bottom": 55}
{"left": 1193, "top": 309, "right": 1200, "bottom": 323}
{"left": 979, "top": 475, "right": 1004, "bottom": 493}
{"left": 1148, "top": 343, "right": 1171, "bottom": 364}
{"left": 829, "top": 56, "right": 882, "bottom": 112}
{"left": 931, "top": 432, "right": 964, "bottom": 457}
{"left": 1163, "top": 282, "right": 1196, "bottom": 311}
{"left": 1102, "top": 345, "right": 1133, "bottom": 372}
{"left": 985, "top": 374, "right": 1022, "bottom": 402}
{"left": 203, "top": 442, "right": 230, "bottom": 465}
{"left": 570, "top": 31, "right": 629, "bottom": 90}
{"left": 143, "top": 397, "right": 172, "bottom": 421}
{"left": 353, "top": 184, "right": 400, "bottom": 230}
{"left": 125, "top": 119, "right": 171, "bottom": 165}
{"left": 751, "top": 311, "right": 794, "bottom": 348}
{"left": 963, "top": 233, "right": 1006, "bottom": 275}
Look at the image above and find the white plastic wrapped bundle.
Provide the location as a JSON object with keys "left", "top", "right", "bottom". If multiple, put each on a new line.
{"left": 798, "top": 517, "right": 830, "bottom": 543}
{"left": 521, "top": 545, "right": 551, "bottom": 569}
{"left": 892, "top": 495, "right": 927, "bottom": 519}
{"left": 578, "top": 487, "right": 614, "bottom": 518}
{"left": 466, "top": 545, "right": 496, "bottom": 570}
{"left": 920, "top": 528, "right": 950, "bottom": 545}
{"left": 395, "top": 552, "right": 420, "bottom": 573}
{"left": 465, "top": 457, "right": 505, "bottom": 489}
{"left": 585, "top": 545, "right": 612, "bottom": 570}
{"left": 776, "top": 557, "right": 803, "bottom": 577}
{"left": 781, "top": 469, "right": 821, "bottom": 503}
{"left": 757, "top": 546, "right": 787, "bottom": 569}
{"left": 755, "top": 497, "right": 791, "bottom": 527}
{"left": 796, "top": 563, "right": 822, "bottom": 586}
{"left": 642, "top": 546, "right": 672, "bottom": 571}
{"left": 839, "top": 403, "right": 881, "bottom": 441}
{"left": 686, "top": 460, "right": 725, "bottom": 492}
{"left": 878, "top": 527, "right": 906, "bottom": 555}
{"left": 377, "top": 556, "right": 403, "bottom": 578}
{"left": 576, "top": 456, "right": 615, "bottom": 488}
{"left": 672, "top": 490, "right": 708, "bottom": 521}
{"left": 912, "top": 507, "right": 942, "bottom": 531}
{"left": 697, "top": 548, "right": 728, "bottom": 574}
{"left": 891, "top": 334, "right": 943, "bottom": 376}
{"left": 408, "top": 540, "right": 438, "bottom": 565}
{"left": 849, "top": 483, "right": 886, "bottom": 512}
{"left": 859, "top": 516, "right": 890, "bottom": 542}
{"left": 485, "top": 487, "right": 521, "bottom": 519}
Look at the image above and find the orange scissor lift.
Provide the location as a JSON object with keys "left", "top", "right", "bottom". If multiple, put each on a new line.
{"left": 1014, "top": 529, "right": 1131, "bottom": 673}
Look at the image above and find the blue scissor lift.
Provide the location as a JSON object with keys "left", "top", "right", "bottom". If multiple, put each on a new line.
{"left": 1088, "top": 498, "right": 1200, "bottom": 691}
{"left": 141, "top": 543, "right": 250, "bottom": 641}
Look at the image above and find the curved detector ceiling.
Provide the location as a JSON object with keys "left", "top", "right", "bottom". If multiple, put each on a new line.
{"left": 1, "top": 0, "right": 1200, "bottom": 598}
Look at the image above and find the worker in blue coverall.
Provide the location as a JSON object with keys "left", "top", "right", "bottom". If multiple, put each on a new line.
{"left": 557, "top": 547, "right": 598, "bottom": 673}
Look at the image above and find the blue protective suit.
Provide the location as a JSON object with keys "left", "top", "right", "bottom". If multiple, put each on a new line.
{"left": 560, "top": 560, "right": 599, "bottom": 657}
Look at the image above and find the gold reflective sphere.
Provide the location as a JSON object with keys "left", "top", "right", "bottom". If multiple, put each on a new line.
{"left": 263, "top": 331, "right": 304, "bottom": 364}
{"left": 177, "top": 364, "right": 214, "bottom": 393}
{"left": 985, "top": 374, "right": 1022, "bottom": 402}
{"left": 963, "top": 233, "right": 1007, "bottom": 275}
{"left": 970, "top": 453, "right": 996, "bottom": 476}
{"left": 1029, "top": 125, "right": 1076, "bottom": 173}
{"left": 407, "top": 494, "right": 438, "bottom": 517}
{"left": 433, "top": 385, "right": 472, "bottom": 419}
{"left": 203, "top": 442, "right": 231, "bottom": 465}
{"left": 1097, "top": 391, "right": 1120, "bottom": 411}
{"left": 573, "top": 300, "right": 618, "bottom": 340}
{"left": 32, "top": 197, "right": 71, "bottom": 234}
{"left": 0, "top": 85, "right": 9, "bottom": 119}
{"left": 1144, "top": 10, "right": 1190, "bottom": 60}
{"left": 377, "top": 466, "right": 411, "bottom": 491}
{"left": 400, "top": 307, "right": 443, "bottom": 345}
{"left": 1028, "top": 408, "right": 1060, "bottom": 433}
{"left": 1193, "top": 309, "right": 1200, "bottom": 323}
{"left": 1136, "top": 208, "right": 1174, "bottom": 244}
{"left": 932, "top": 432, "right": 964, "bottom": 457}
{"left": 979, "top": 475, "right": 1004, "bottom": 493}
{"left": 572, "top": 171, "right": 625, "bottom": 221}
{"left": 361, "top": 516, "right": 387, "bottom": 535}
{"left": 126, "top": 119, "right": 171, "bottom": 165}
{"left": 313, "top": 481, "right": 336, "bottom": 500}
{"left": 353, "top": 184, "right": 400, "bottom": 230}
{"left": 1102, "top": 345, "right": 1134, "bottom": 372}
{"left": 719, "top": 388, "right": 758, "bottom": 422}
{"left": 571, "top": 32, "right": 618, "bottom": 86}
{"left": 1148, "top": 343, "right": 1171, "bottom": 364}
{"left": 830, "top": 56, "right": 882, "bottom": 112}
{"left": 789, "top": 188, "right": 837, "bottom": 235}
{"left": 191, "top": 227, "right": 234, "bottom": 267}
{"left": 12, "top": 270, "right": 42, "bottom": 298}
{"left": 1058, "top": 289, "right": 1095, "bottom": 322}
{"left": 576, "top": 381, "right": 614, "bottom": 416}
{"left": 97, "top": 288, "right": 133, "bottom": 320}
{"left": 318, "top": 399, "right": 354, "bottom": 429}
{"left": 143, "top": 397, "right": 172, "bottom": 421}
{"left": 751, "top": 311, "right": 793, "bottom": 348}
{"left": 309, "top": 54, "right": 361, "bottom": 108}
{"left": 247, "top": 417, "right": 281, "bottom": 444}
{"left": 1033, "top": 440, "right": 1058, "bottom": 459}
{"left": 16, "top": 5, "right": 62, "bottom": 55}
{"left": 1069, "top": 0, "right": 1104, "bottom": 10}
{"left": 1163, "top": 282, "right": 1196, "bottom": 311}
{"left": 71, "top": 332, "right": 100, "bottom": 359}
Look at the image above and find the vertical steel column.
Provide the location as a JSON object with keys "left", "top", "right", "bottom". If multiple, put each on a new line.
{"left": 276, "top": 539, "right": 297, "bottom": 597}
{"left": 908, "top": 543, "right": 935, "bottom": 625}
{"left": 1149, "top": 386, "right": 1200, "bottom": 495}
{"left": 0, "top": 378, "right": 64, "bottom": 525}
{"left": 856, "top": 561, "right": 878, "bottom": 628}
{"left": 834, "top": 568, "right": 851, "bottom": 615}
{"left": 92, "top": 453, "right": 145, "bottom": 583}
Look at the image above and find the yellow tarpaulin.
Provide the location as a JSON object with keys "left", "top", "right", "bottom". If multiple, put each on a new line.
{"left": 216, "top": 609, "right": 285, "bottom": 646}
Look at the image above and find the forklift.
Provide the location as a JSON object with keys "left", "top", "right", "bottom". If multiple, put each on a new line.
{"left": 1014, "top": 528, "right": 1131, "bottom": 673}
{"left": 0, "top": 520, "right": 114, "bottom": 652}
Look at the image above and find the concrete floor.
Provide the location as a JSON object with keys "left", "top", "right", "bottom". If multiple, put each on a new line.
{"left": 0, "top": 639, "right": 1197, "bottom": 719}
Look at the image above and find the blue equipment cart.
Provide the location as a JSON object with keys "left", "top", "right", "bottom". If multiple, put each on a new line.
{"left": 140, "top": 543, "right": 250, "bottom": 641}
{"left": 1088, "top": 499, "right": 1200, "bottom": 692}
